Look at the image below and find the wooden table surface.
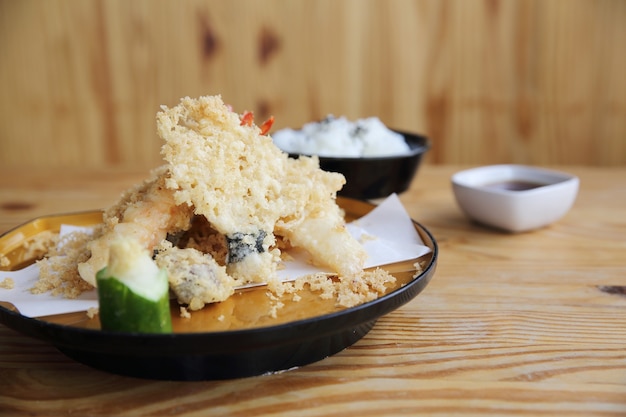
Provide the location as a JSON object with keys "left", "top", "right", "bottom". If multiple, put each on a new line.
{"left": 0, "top": 166, "right": 625, "bottom": 416}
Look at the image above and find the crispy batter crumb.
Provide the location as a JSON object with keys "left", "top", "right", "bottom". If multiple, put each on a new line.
{"left": 336, "top": 268, "right": 396, "bottom": 307}
{"left": 22, "top": 230, "right": 58, "bottom": 261}
{"left": 0, "top": 277, "right": 14, "bottom": 289}
{"left": 0, "top": 255, "right": 9, "bottom": 268}
{"left": 32, "top": 230, "right": 96, "bottom": 298}
{"left": 412, "top": 260, "right": 425, "bottom": 278}
{"left": 179, "top": 306, "right": 192, "bottom": 319}
{"left": 277, "top": 268, "right": 397, "bottom": 309}
{"left": 86, "top": 307, "right": 99, "bottom": 319}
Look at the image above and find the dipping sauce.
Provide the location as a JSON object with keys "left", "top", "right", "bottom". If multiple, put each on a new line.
{"left": 482, "top": 181, "right": 548, "bottom": 191}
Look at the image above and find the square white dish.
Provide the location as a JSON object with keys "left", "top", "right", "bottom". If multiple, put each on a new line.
{"left": 451, "top": 165, "right": 579, "bottom": 232}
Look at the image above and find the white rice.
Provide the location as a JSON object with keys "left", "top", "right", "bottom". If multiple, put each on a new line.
{"left": 272, "top": 115, "right": 410, "bottom": 158}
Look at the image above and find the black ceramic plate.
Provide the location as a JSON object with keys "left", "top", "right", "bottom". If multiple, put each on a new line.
{"left": 0, "top": 198, "right": 437, "bottom": 380}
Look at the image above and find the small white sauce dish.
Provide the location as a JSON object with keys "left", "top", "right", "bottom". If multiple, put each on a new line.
{"left": 451, "top": 164, "right": 579, "bottom": 232}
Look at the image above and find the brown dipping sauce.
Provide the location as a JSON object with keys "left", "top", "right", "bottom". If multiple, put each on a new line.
{"left": 483, "top": 180, "right": 547, "bottom": 191}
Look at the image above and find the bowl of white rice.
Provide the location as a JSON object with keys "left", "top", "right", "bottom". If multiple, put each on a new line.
{"left": 273, "top": 115, "right": 430, "bottom": 200}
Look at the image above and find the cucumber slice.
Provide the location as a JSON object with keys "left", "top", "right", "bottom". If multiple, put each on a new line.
{"left": 96, "top": 238, "right": 173, "bottom": 333}
{"left": 96, "top": 271, "right": 172, "bottom": 333}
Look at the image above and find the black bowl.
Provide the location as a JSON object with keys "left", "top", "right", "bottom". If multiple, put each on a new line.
{"left": 290, "top": 131, "right": 430, "bottom": 200}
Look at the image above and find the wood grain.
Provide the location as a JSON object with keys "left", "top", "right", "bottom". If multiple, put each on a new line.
{"left": 0, "top": 0, "right": 624, "bottom": 170}
{"left": 1, "top": 166, "right": 625, "bottom": 416}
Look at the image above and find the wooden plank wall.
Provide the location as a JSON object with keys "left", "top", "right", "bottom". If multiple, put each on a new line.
{"left": 0, "top": 0, "right": 624, "bottom": 170}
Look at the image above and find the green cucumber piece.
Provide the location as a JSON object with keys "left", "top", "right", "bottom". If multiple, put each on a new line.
{"left": 95, "top": 238, "right": 173, "bottom": 333}
{"left": 96, "top": 269, "right": 173, "bottom": 333}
